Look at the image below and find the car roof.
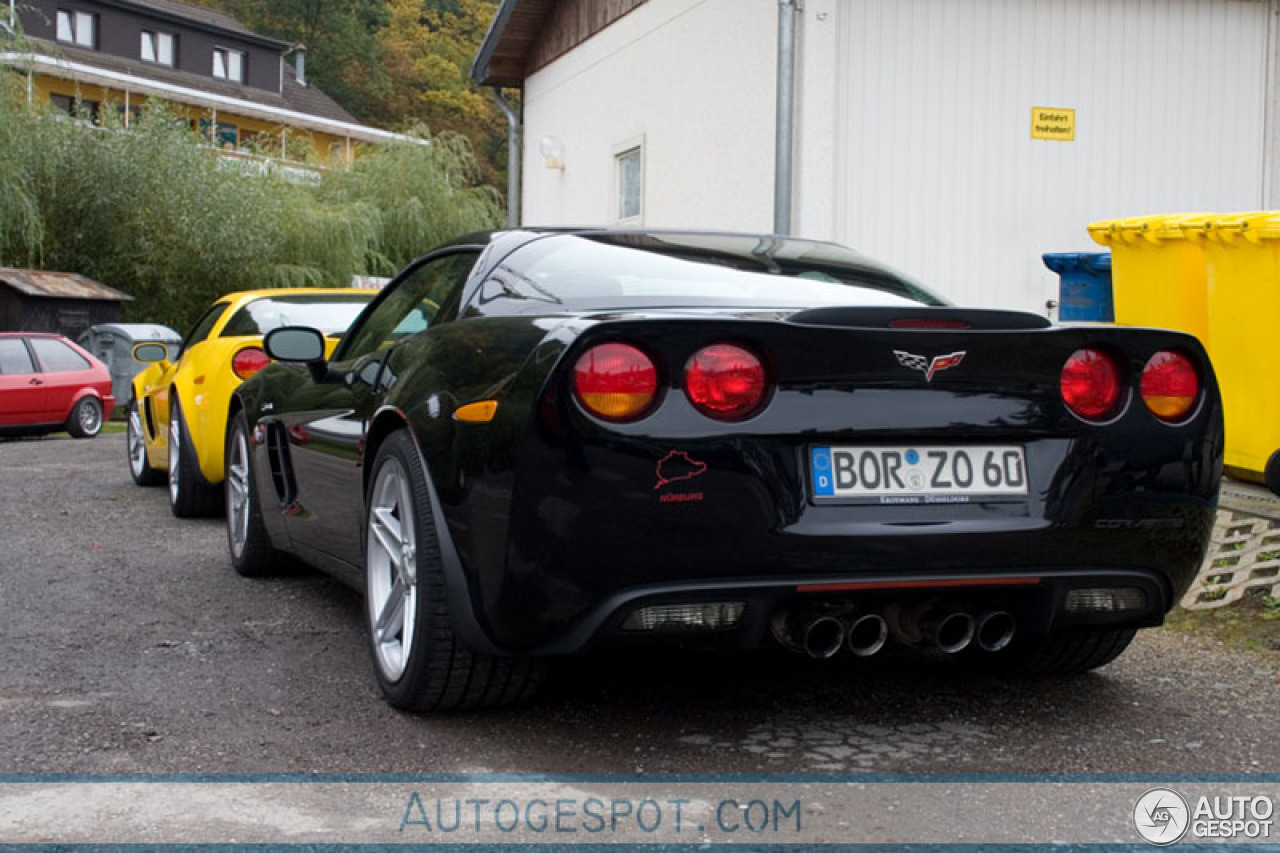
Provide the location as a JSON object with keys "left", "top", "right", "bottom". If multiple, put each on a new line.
{"left": 216, "top": 287, "right": 379, "bottom": 302}
{"left": 440, "top": 228, "right": 920, "bottom": 285}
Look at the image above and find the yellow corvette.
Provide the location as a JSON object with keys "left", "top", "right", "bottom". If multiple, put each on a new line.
{"left": 126, "top": 288, "right": 375, "bottom": 517}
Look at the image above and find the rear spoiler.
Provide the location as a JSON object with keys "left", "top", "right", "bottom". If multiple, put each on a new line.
{"left": 787, "top": 306, "right": 1052, "bottom": 331}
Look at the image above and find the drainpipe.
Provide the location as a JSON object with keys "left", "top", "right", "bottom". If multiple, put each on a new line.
{"left": 774, "top": 0, "right": 798, "bottom": 235}
{"left": 491, "top": 88, "right": 521, "bottom": 228}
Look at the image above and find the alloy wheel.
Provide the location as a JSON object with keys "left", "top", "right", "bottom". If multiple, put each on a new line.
{"left": 128, "top": 405, "right": 147, "bottom": 477}
{"left": 226, "top": 426, "right": 250, "bottom": 558}
{"left": 366, "top": 457, "right": 418, "bottom": 683}
{"left": 168, "top": 410, "right": 181, "bottom": 505}
{"left": 79, "top": 399, "right": 102, "bottom": 435}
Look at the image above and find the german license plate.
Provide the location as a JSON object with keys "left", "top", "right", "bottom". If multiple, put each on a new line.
{"left": 810, "top": 445, "right": 1027, "bottom": 504}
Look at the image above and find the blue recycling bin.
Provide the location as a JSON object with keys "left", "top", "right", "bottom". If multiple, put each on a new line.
{"left": 1043, "top": 252, "right": 1114, "bottom": 322}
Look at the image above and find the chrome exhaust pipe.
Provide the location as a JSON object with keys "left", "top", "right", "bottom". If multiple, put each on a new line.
{"left": 846, "top": 613, "right": 888, "bottom": 657}
{"left": 927, "top": 611, "right": 975, "bottom": 654}
{"left": 976, "top": 611, "right": 1016, "bottom": 652}
{"left": 802, "top": 615, "right": 846, "bottom": 659}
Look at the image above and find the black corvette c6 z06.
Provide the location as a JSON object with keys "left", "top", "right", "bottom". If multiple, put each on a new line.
{"left": 224, "top": 229, "right": 1223, "bottom": 712}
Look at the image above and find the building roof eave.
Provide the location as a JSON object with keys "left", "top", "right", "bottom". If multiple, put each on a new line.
{"left": 0, "top": 268, "right": 133, "bottom": 301}
{"left": 470, "top": 0, "right": 522, "bottom": 87}
{"left": 1, "top": 51, "right": 425, "bottom": 146}
{"left": 96, "top": 0, "right": 291, "bottom": 51}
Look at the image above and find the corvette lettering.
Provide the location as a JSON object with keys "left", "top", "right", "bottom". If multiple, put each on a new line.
{"left": 894, "top": 349, "right": 966, "bottom": 382}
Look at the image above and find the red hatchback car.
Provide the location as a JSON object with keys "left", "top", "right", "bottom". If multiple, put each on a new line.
{"left": 0, "top": 332, "right": 114, "bottom": 438}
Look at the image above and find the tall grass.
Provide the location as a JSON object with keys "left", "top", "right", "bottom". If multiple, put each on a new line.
{"left": 0, "top": 79, "right": 502, "bottom": 330}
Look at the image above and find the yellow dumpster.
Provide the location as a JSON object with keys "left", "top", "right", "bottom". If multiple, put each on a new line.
{"left": 1087, "top": 214, "right": 1211, "bottom": 347}
{"left": 1192, "top": 211, "right": 1280, "bottom": 493}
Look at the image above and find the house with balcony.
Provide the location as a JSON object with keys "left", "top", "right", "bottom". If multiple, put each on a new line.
{"left": 2, "top": 0, "right": 414, "bottom": 168}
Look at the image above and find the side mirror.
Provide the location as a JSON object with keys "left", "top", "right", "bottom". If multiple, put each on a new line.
{"left": 264, "top": 326, "right": 326, "bottom": 362}
{"left": 132, "top": 342, "right": 169, "bottom": 364}
{"left": 264, "top": 326, "right": 328, "bottom": 382}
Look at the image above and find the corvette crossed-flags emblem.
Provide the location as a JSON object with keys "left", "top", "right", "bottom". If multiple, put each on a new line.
{"left": 894, "top": 350, "right": 967, "bottom": 382}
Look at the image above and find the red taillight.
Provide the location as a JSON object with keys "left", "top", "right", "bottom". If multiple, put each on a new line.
{"left": 231, "top": 346, "right": 270, "bottom": 381}
{"left": 1060, "top": 348, "right": 1121, "bottom": 421}
{"left": 1141, "top": 350, "right": 1199, "bottom": 421}
{"left": 684, "top": 343, "right": 768, "bottom": 421}
{"left": 573, "top": 342, "right": 659, "bottom": 422}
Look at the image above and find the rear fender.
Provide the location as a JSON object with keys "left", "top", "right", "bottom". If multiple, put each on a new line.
{"left": 363, "top": 407, "right": 506, "bottom": 655}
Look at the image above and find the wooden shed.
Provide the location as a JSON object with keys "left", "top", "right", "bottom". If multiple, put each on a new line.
{"left": 0, "top": 268, "right": 133, "bottom": 340}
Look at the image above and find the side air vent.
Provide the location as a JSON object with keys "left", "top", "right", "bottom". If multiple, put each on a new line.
{"left": 265, "top": 422, "right": 297, "bottom": 507}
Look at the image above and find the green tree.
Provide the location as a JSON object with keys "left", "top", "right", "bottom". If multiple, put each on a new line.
{"left": 318, "top": 128, "right": 503, "bottom": 274}
{"left": 0, "top": 85, "right": 499, "bottom": 331}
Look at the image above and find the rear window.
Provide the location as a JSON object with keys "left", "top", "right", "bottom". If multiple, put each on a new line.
{"left": 219, "top": 294, "right": 374, "bottom": 337}
{"left": 483, "top": 235, "right": 946, "bottom": 313}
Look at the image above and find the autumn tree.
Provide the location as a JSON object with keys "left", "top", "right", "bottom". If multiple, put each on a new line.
{"left": 193, "top": 0, "right": 507, "bottom": 185}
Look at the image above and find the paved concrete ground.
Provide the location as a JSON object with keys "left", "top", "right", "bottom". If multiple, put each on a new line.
{"left": 0, "top": 434, "right": 1276, "bottom": 774}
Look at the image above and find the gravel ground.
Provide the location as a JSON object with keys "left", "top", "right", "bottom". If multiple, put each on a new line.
{"left": 0, "top": 433, "right": 1276, "bottom": 775}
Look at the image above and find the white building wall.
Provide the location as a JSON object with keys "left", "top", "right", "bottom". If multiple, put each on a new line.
{"left": 521, "top": 0, "right": 778, "bottom": 231}
{"left": 520, "top": 0, "right": 1271, "bottom": 314}
{"left": 826, "top": 0, "right": 1270, "bottom": 310}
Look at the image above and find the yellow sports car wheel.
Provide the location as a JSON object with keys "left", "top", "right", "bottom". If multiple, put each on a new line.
{"left": 168, "top": 397, "right": 221, "bottom": 518}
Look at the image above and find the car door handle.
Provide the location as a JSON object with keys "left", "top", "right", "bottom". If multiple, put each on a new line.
{"left": 28, "top": 378, "right": 42, "bottom": 386}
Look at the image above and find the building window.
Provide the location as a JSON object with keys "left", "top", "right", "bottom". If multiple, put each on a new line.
{"left": 141, "top": 31, "right": 175, "bottom": 66}
{"left": 616, "top": 144, "right": 643, "bottom": 222}
{"left": 49, "top": 93, "right": 100, "bottom": 124}
{"left": 55, "top": 10, "right": 96, "bottom": 48}
{"left": 199, "top": 118, "right": 239, "bottom": 149}
{"left": 213, "top": 47, "right": 245, "bottom": 82}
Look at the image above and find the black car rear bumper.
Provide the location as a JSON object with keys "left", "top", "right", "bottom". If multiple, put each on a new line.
{"left": 530, "top": 567, "right": 1172, "bottom": 655}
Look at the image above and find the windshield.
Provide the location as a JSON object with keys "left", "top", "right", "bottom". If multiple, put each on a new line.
{"left": 219, "top": 293, "right": 374, "bottom": 337}
{"left": 481, "top": 234, "right": 947, "bottom": 313}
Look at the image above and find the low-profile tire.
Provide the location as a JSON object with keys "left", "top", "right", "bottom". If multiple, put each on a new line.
{"left": 1002, "top": 626, "right": 1137, "bottom": 677}
{"left": 1265, "top": 449, "right": 1280, "bottom": 497}
{"left": 364, "top": 430, "right": 544, "bottom": 712}
{"left": 225, "top": 411, "right": 287, "bottom": 577}
{"left": 65, "top": 396, "right": 103, "bottom": 439}
{"left": 126, "top": 397, "right": 164, "bottom": 486}
{"left": 168, "top": 396, "right": 221, "bottom": 518}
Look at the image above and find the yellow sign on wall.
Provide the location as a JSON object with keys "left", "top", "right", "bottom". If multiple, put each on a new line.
{"left": 1031, "top": 107, "right": 1075, "bottom": 141}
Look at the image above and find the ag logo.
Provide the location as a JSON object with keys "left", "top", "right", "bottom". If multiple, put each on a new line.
{"left": 1133, "top": 788, "right": 1190, "bottom": 846}
{"left": 893, "top": 350, "right": 966, "bottom": 382}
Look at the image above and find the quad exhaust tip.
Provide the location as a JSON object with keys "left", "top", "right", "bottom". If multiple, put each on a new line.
{"left": 802, "top": 615, "right": 846, "bottom": 659}
{"left": 776, "top": 605, "right": 1012, "bottom": 658}
{"left": 976, "top": 610, "right": 1016, "bottom": 652}
{"left": 932, "top": 611, "right": 976, "bottom": 654}
{"left": 847, "top": 613, "right": 889, "bottom": 657}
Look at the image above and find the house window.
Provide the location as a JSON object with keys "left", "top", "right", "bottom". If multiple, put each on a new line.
{"left": 55, "top": 10, "right": 96, "bottom": 48}
{"left": 141, "top": 31, "right": 175, "bottom": 66}
{"left": 49, "top": 93, "right": 100, "bottom": 123}
{"left": 616, "top": 145, "right": 643, "bottom": 222}
{"left": 199, "top": 118, "right": 238, "bottom": 149}
{"left": 213, "top": 48, "right": 245, "bottom": 82}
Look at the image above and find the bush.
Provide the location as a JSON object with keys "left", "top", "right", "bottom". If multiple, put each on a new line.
{"left": 0, "top": 74, "right": 502, "bottom": 330}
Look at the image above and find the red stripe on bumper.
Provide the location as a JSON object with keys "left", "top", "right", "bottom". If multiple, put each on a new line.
{"left": 796, "top": 577, "right": 1042, "bottom": 593}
